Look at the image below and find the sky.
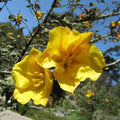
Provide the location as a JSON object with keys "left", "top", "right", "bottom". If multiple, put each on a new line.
{"left": 0, "top": 0, "right": 120, "bottom": 54}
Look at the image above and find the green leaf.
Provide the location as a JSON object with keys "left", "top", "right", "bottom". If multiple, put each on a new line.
{"left": 9, "top": 51, "right": 20, "bottom": 56}
{"left": 26, "top": 5, "right": 31, "bottom": 7}
{"left": 89, "top": 2, "right": 96, "bottom": 6}
{"left": 7, "top": 45, "right": 14, "bottom": 48}
{"left": 8, "top": 14, "right": 15, "bottom": 21}
{"left": 1, "top": 48, "right": 8, "bottom": 52}
{"left": 16, "top": 103, "right": 29, "bottom": 115}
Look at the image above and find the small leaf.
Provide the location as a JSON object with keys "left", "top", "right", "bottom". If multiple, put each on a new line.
{"left": 26, "top": 5, "right": 30, "bottom": 7}
{"left": 7, "top": 45, "right": 14, "bottom": 48}
{"left": 16, "top": 103, "right": 29, "bottom": 115}
{"left": 89, "top": 2, "right": 96, "bottom": 6}
{"left": 1, "top": 48, "right": 8, "bottom": 52}
{"left": 8, "top": 14, "right": 15, "bottom": 21}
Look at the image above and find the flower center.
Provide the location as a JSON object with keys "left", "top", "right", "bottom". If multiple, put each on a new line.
{"left": 60, "top": 51, "right": 74, "bottom": 69}
{"left": 32, "top": 79, "right": 45, "bottom": 87}
{"left": 28, "top": 72, "right": 45, "bottom": 87}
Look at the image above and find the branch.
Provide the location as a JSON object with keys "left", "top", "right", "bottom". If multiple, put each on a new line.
{"left": 0, "top": 71, "right": 12, "bottom": 74}
{"left": 18, "top": 0, "right": 56, "bottom": 62}
{"left": 103, "top": 59, "right": 120, "bottom": 69}
{"left": 49, "top": 11, "right": 120, "bottom": 27}
{"left": 0, "top": 1, "right": 7, "bottom": 11}
{"left": 43, "top": 0, "right": 56, "bottom": 23}
{"left": 90, "top": 34, "right": 109, "bottom": 43}
{"left": 71, "top": 11, "right": 120, "bottom": 22}
{"left": 96, "top": 11, "right": 120, "bottom": 20}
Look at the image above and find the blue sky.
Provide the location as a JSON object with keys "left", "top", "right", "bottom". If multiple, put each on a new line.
{"left": 0, "top": 0, "right": 120, "bottom": 53}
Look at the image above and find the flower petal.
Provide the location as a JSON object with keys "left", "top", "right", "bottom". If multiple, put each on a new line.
{"left": 36, "top": 49, "right": 56, "bottom": 69}
{"left": 47, "top": 26, "right": 92, "bottom": 55}
{"left": 13, "top": 69, "right": 53, "bottom": 106}
{"left": 76, "top": 65, "right": 102, "bottom": 81}
{"left": 12, "top": 48, "right": 42, "bottom": 89}
{"left": 76, "top": 45, "right": 106, "bottom": 81}
{"left": 36, "top": 26, "right": 105, "bottom": 94}
{"left": 88, "top": 44, "right": 106, "bottom": 73}
{"left": 12, "top": 48, "right": 53, "bottom": 106}
{"left": 53, "top": 64, "right": 81, "bottom": 93}
{"left": 32, "top": 70, "right": 53, "bottom": 106}
{"left": 13, "top": 88, "right": 34, "bottom": 104}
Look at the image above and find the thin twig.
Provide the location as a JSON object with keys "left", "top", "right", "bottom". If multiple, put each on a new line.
{"left": 0, "top": 2, "right": 7, "bottom": 11}
{"left": 42, "top": 0, "right": 56, "bottom": 23}
{"left": 71, "top": 11, "right": 120, "bottom": 22}
{"left": 90, "top": 34, "right": 109, "bottom": 43}
{"left": 48, "top": 11, "right": 120, "bottom": 25}
{"left": 103, "top": 59, "right": 120, "bottom": 69}
{"left": 18, "top": 0, "right": 56, "bottom": 62}
{"left": 0, "top": 71, "right": 12, "bottom": 74}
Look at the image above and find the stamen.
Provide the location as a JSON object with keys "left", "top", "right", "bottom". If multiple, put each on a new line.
{"left": 39, "top": 73, "right": 44, "bottom": 79}
{"left": 33, "top": 81, "right": 45, "bottom": 87}
{"left": 34, "top": 71, "right": 39, "bottom": 75}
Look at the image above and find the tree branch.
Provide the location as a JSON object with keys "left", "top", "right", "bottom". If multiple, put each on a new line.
{"left": 96, "top": 11, "right": 120, "bottom": 20}
{"left": 18, "top": 0, "right": 56, "bottom": 62}
{"left": 71, "top": 11, "right": 120, "bottom": 22}
{"left": 90, "top": 34, "right": 109, "bottom": 43}
{"left": 43, "top": 0, "right": 56, "bottom": 23}
{"left": 103, "top": 59, "right": 120, "bottom": 69}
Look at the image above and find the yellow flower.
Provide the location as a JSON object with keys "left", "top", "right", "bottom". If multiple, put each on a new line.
{"left": 92, "top": 92, "right": 95, "bottom": 96}
{"left": 35, "top": 11, "right": 44, "bottom": 19}
{"left": 37, "top": 26, "right": 106, "bottom": 93}
{"left": 17, "top": 13, "right": 22, "bottom": 18}
{"left": 110, "top": 21, "right": 116, "bottom": 27}
{"left": 51, "top": 23, "right": 56, "bottom": 26}
{"left": 116, "top": 21, "right": 120, "bottom": 26}
{"left": 16, "top": 13, "right": 22, "bottom": 24}
{"left": 17, "top": 34, "right": 20, "bottom": 38}
{"left": 86, "top": 90, "right": 92, "bottom": 97}
{"left": 64, "top": 105, "right": 67, "bottom": 108}
{"left": 12, "top": 48, "right": 53, "bottom": 106}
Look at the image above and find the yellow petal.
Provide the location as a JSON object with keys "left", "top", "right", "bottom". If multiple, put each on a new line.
{"left": 12, "top": 48, "right": 53, "bottom": 106}
{"left": 73, "top": 42, "right": 90, "bottom": 64}
{"left": 88, "top": 44, "right": 106, "bottom": 73}
{"left": 53, "top": 64, "right": 81, "bottom": 93}
{"left": 86, "top": 90, "right": 92, "bottom": 97}
{"left": 36, "top": 26, "right": 105, "bottom": 94}
{"left": 13, "top": 88, "right": 33, "bottom": 104}
{"left": 13, "top": 69, "right": 53, "bottom": 106}
{"left": 37, "top": 26, "right": 92, "bottom": 69}
{"left": 12, "top": 48, "right": 42, "bottom": 89}
{"left": 47, "top": 26, "right": 92, "bottom": 56}
{"left": 36, "top": 49, "right": 56, "bottom": 68}
{"left": 32, "top": 69, "right": 53, "bottom": 106}
{"left": 76, "top": 45, "right": 106, "bottom": 81}
{"left": 76, "top": 65, "right": 101, "bottom": 81}
{"left": 12, "top": 70, "right": 33, "bottom": 89}
{"left": 35, "top": 11, "right": 43, "bottom": 19}
{"left": 17, "top": 13, "right": 22, "bottom": 18}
